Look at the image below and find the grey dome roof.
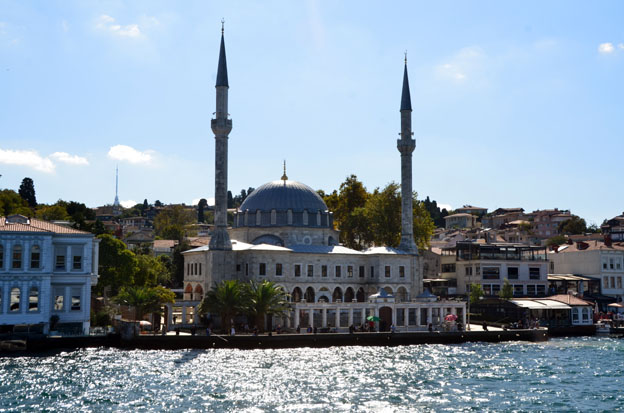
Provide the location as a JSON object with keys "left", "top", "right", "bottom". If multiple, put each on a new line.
{"left": 239, "top": 180, "right": 328, "bottom": 212}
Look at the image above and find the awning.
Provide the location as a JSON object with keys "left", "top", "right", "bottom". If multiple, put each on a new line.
{"left": 534, "top": 300, "right": 572, "bottom": 310}
{"left": 608, "top": 303, "right": 624, "bottom": 308}
{"left": 511, "top": 300, "right": 572, "bottom": 310}
{"left": 512, "top": 300, "right": 547, "bottom": 309}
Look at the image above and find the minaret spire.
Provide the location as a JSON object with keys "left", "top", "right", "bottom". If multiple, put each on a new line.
{"left": 210, "top": 22, "right": 233, "bottom": 251}
{"left": 281, "top": 160, "right": 288, "bottom": 183}
{"left": 113, "top": 165, "right": 121, "bottom": 216}
{"left": 397, "top": 57, "right": 417, "bottom": 254}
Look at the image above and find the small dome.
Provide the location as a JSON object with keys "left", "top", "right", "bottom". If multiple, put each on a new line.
{"left": 239, "top": 180, "right": 327, "bottom": 212}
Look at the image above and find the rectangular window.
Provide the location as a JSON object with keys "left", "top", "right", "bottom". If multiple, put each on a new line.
{"left": 385, "top": 266, "right": 391, "bottom": 278}
{"left": 236, "top": 264, "right": 241, "bottom": 272}
{"left": 603, "top": 260, "right": 608, "bottom": 270}
{"left": 527, "top": 285, "right": 537, "bottom": 296}
{"left": 507, "top": 267, "right": 519, "bottom": 280}
{"left": 322, "top": 265, "right": 327, "bottom": 277}
{"left": 54, "top": 293, "right": 64, "bottom": 311}
{"left": 359, "top": 266, "right": 365, "bottom": 278}
{"left": 259, "top": 263, "right": 266, "bottom": 276}
{"left": 611, "top": 277, "right": 616, "bottom": 289}
{"left": 610, "top": 258, "right": 615, "bottom": 270}
{"left": 194, "top": 263, "right": 198, "bottom": 275}
{"left": 199, "top": 263, "right": 202, "bottom": 275}
{"left": 492, "top": 284, "right": 501, "bottom": 296}
{"left": 276, "top": 263, "right": 283, "bottom": 276}
{"left": 335, "top": 266, "right": 341, "bottom": 277}
{"left": 465, "top": 266, "right": 472, "bottom": 276}
{"left": 604, "top": 276, "right": 609, "bottom": 289}
{"left": 56, "top": 255, "right": 65, "bottom": 270}
{"left": 71, "top": 295, "right": 81, "bottom": 311}
{"left": 0, "top": 247, "right": 3, "bottom": 268}
{"left": 307, "top": 264, "right": 314, "bottom": 277}
{"left": 513, "top": 284, "right": 524, "bottom": 296}
{"left": 399, "top": 266, "right": 405, "bottom": 278}
{"left": 476, "top": 265, "right": 481, "bottom": 276}
{"left": 73, "top": 256, "right": 82, "bottom": 270}
{"left": 295, "top": 264, "right": 301, "bottom": 277}
{"left": 245, "top": 263, "right": 249, "bottom": 276}
{"left": 572, "top": 309, "right": 579, "bottom": 322}
{"left": 536, "top": 285, "right": 546, "bottom": 296}
{"left": 618, "top": 277, "right": 622, "bottom": 289}
{"left": 370, "top": 266, "right": 375, "bottom": 278}
{"left": 529, "top": 267, "right": 541, "bottom": 280}
{"left": 482, "top": 284, "right": 492, "bottom": 296}
{"left": 482, "top": 267, "right": 500, "bottom": 280}
{"left": 347, "top": 266, "right": 353, "bottom": 278}
{"left": 618, "top": 261, "right": 622, "bottom": 270}
{"left": 12, "top": 248, "right": 22, "bottom": 269}
{"left": 441, "top": 263, "right": 456, "bottom": 273}
{"left": 30, "top": 251, "right": 40, "bottom": 269}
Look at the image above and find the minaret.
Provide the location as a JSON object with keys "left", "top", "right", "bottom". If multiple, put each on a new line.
{"left": 397, "top": 56, "right": 418, "bottom": 254}
{"left": 113, "top": 165, "right": 121, "bottom": 216}
{"left": 209, "top": 21, "right": 233, "bottom": 251}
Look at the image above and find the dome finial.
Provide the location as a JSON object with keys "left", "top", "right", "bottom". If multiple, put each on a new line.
{"left": 221, "top": 18, "right": 225, "bottom": 34}
{"left": 281, "top": 160, "right": 288, "bottom": 182}
{"left": 404, "top": 50, "right": 407, "bottom": 65}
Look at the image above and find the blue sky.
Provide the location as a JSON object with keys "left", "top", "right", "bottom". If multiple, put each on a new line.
{"left": 1, "top": 1, "right": 623, "bottom": 226}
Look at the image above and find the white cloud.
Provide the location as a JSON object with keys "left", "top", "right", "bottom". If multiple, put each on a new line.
{"left": 95, "top": 14, "right": 143, "bottom": 38}
{"left": 598, "top": 42, "right": 615, "bottom": 54}
{"left": 120, "top": 200, "right": 138, "bottom": 208}
{"left": 619, "top": 43, "right": 624, "bottom": 50}
{"left": 438, "top": 203, "right": 453, "bottom": 212}
{"left": 0, "top": 148, "right": 55, "bottom": 173}
{"left": 108, "top": 145, "right": 153, "bottom": 164}
{"left": 50, "top": 152, "right": 89, "bottom": 165}
{"left": 435, "top": 46, "right": 485, "bottom": 83}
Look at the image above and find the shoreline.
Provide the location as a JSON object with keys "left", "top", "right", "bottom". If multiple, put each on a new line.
{"left": 2, "top": 329, "right": 548, "bottom": 354}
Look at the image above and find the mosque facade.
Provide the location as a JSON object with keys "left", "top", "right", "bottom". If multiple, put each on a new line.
{"left": 180, "top": 28, "right": 465, "bottom": 331}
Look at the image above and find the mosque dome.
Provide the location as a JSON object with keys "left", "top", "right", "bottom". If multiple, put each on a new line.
{"left": 239, "top": 180, "right": 328, "bottom": 213}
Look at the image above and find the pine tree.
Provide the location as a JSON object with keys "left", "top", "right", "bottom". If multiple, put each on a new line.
{"left": 18, "top": 177, "right": 37, "bottom": 208}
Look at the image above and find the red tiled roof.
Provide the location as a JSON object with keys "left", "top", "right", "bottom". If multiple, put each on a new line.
{"left": 547, "top": 294, "right": 593, "bottom": 306}
{"left": 0, "top": 216, "right": 90, "bottom": 235}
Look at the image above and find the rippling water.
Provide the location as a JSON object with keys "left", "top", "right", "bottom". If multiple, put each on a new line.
{"left": 1, "top": 337, "right": 624, "bottom": 412}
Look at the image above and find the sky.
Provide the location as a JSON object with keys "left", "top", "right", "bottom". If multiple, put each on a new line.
{"left": 1, "top": 1, "right": 623, "bottom": 226}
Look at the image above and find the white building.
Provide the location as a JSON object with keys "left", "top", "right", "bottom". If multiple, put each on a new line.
{"left": 0, "top": 215, "right": 99, "bottom": 335}
{"left": 550, "top": 240, "right": 624, "bottom": 302}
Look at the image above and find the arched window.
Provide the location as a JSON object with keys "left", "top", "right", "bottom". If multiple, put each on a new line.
{"left": 304, "top": 287, "right": 315, "bottom": 303}
{"left": 10, "top": 287, "right": 20, "bottom": 312}
{"left": 12, "top": 245, "right": 22, "bottom": 269}
{"left": 332, "top": 287, "right": 343, "bottom": 302}
{"left": 30, "top": 245, "right": 41, "bottom": 269}
{"left": 194, "top": 284, "right": 204, "bottom": 301}
{"left": 184, "top": 283, "right": 193, "bottom": 300}
{"left": 291, "top": 287, "right": 302, "bottom": 302}
{"left": 344, "top": 287, "right": 355, "bottom": 303}
{"left": 29, "top": 287, "right": 39, "bottom": 312}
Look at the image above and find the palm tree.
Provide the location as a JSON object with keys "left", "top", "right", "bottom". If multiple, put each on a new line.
{"left": 198, "top": 280, "right": 245, "bottom": 332}
{"left": 245, "top": 281, "right": 290, "bottom": 333}
{"left": 113, "top": 285, "right": 175, "bottom": 320}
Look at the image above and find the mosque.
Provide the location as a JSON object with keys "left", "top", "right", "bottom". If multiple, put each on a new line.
{"left": 179, "top": 27, "right": 465, "bottom": 331}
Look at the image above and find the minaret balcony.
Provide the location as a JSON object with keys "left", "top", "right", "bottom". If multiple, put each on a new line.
{"left": 211, "top": 118, "right": 233, "bottom": 135}
{"left": 397, "top": 138, "right": 416, "bottom": 153}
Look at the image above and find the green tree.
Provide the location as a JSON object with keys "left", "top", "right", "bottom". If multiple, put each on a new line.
{"left": 364, "top": 183, "right": 434, "bottom": 250}
{"left": 499, "top": 279, "right": 513, "bottom": 300}
{"left": 546, "top": 235, "right": 567, "bottom": 247}
{"left": 244, "top": 281, "right": 290, "bottom": 332}
{"left": 198, "top": 280, "right": 246, "bottom": 332}
{"left": 134, "top": 254, "right": 170, "bottom": 287}
{"left": 113, "top": 285, "right": 175, "bottom": 320}
{"left": 96, "top": 234, "right": 139, "bottom": 295}
{"left": 35, "top": 204, "right": 70, "bottom": 221}
{"left": 170, "top": 240, "right": 190, "bottom": 287}
{"left": 154, "top": 205, "right": 195, "bottom": 242}
{"left": 470, "top": 283, "right": 485, "bottom": 304}
{"left": 197, "top": 198, "right": 208, "bottom": 223}
{"left": 331, "top": 175, "right": 370, "bottom": 250}
{"left": 558, "top": 216, "right": 587, "bottom": 235}
{"left": 18, "top": 177, "right": 37, "bottom": 208}
{"left": 0, "top": 189, "right": 31, "bottom": 216}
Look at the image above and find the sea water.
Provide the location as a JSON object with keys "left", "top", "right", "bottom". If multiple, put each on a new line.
{"left": 1, "top": 337, "right": 623, "bottom": 412}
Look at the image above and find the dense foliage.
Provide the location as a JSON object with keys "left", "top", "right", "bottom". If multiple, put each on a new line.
{"left": 321, "top": 175, "right": 435, "bottom": 251}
